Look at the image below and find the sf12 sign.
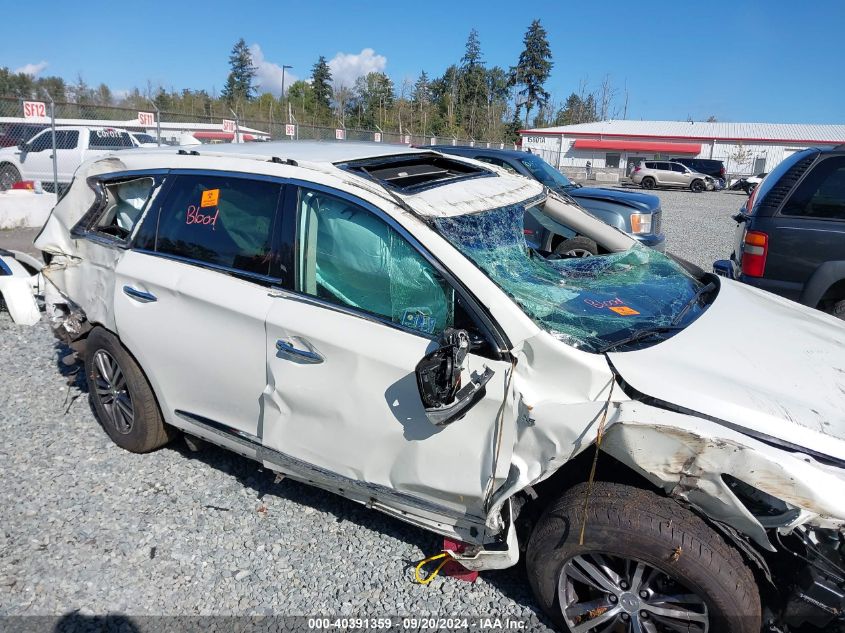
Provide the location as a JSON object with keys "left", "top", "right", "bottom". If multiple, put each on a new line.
{"left": 285, "top": 124, "right": 295, "bottom": 137}
{"left": 23, "top": 101, "right": 47, "bottom": 120}
{"left": 137, "top": 111, "right": 155, "bottom": 127}
{"left": 222, "top": 119, "right": 236, "bottom": 133}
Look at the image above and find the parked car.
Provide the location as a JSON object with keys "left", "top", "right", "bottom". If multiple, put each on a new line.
{"left": 670, "top": 157, "right": 726, "bottom": 183}
{"left": 129, "top": 131, "right": 159, "bottom": 147}
{"left": 426, "top": 145, "right": 665, "bottom": 253}
{"left": 631, "top": 160, "right": 716, "bottom": 192}
{"left": 0, "top": 122, "right": 48, "bottom": 149}
{"left": 714, "top": 146, "right": 845, "bottom": 320}
{"left": 729, "top": 172, "right": 767, "bottom": 194}
{"left": 0, "top": 126, "right": 135, "bottom": 189}
{"left": 29, "top": 142, "right": 845, "bottom": 633}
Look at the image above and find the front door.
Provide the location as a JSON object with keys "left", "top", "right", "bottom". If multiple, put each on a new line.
{"left": 114, "top": 171, "right": 286, "bottom": 440}
{"left": 261, "top": 184, "right": 514, "bottom": 519}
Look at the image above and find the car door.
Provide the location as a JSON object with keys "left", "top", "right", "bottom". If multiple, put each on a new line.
{"left": 261, "top": 183, "right": 515, "bottom": 519}
{"left": 670, "top": 162, "right": 690, "bottom": 187}
{"left": 16, "top": 129, "right": 53, "bottom": 180}
{"left": 53, "top": 130, "right": 81, "bottom": 183}
{"left": 114, "top": 171, "right": 286, "bottom": 442}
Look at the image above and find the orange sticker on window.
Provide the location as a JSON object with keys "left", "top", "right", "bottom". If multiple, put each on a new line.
{"left": 609, "top": 306, "right": 640, "bottom": 316}
{"left": 201, "top": 189, "right": 220, "bottom": 208}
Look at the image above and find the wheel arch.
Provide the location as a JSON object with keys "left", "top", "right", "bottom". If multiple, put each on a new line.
{"left": 798, "top": 261, "right": 845, "bottom": 308}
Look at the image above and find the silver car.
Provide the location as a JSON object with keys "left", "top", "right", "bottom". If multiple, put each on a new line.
{"left": 631, "top": 160, "right": 715, "bottom": 192}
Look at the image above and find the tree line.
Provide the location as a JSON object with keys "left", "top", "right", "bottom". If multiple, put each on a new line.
{"left": 0, "top": 21, "right": 635, "bottom": 142}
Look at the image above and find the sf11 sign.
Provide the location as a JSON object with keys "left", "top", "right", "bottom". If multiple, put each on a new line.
{"left": 285, "top": 124, "right": 295, "bottom": 137}
{"left": 222, "top": 119, "right": 236, "bottom": 133}
{"left": 373, "top": 132, "right": 381, "bottom": 143}
{"left": 23, "top": 101, "right": 47, "bottom": 120}
{"left": 335, "top": 129, "right": 345, "bottom": 140}
{"left": 137, "top": 112, "right": 155, "bottom": 127}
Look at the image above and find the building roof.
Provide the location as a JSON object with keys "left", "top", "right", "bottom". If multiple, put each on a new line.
{"left": 521, "top": 120, "right": 845, "bottom": 144}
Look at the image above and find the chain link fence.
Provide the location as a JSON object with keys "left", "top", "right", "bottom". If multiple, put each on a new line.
{"left": 0, "top": 95, "right": 518, "bottom": 194}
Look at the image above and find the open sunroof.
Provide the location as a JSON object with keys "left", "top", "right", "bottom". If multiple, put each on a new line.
{"left": 338, "top": 152, "right": 494, "bottom": 193}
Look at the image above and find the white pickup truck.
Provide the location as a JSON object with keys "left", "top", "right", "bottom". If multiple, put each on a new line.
{"left": 0, "top": 126, "right": 136, "bottom": 190}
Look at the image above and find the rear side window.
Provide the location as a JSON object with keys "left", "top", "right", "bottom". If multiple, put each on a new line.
{"left": 781, "top": 156, "right": 845, "bottom": 220}
{"left": 88, "top": 130, "right": 133, "bottom": 148}
{"left": 644, "top": 162, "right": 657, "bottom": 169}
{"left": 149, "top": 174, "right": 283, "bottom": 277}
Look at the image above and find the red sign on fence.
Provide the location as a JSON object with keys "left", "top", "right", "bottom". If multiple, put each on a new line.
{"left": 23, "top": 101, "right": 47, "bottom": 120}
{"left": 137, "top": 111, "right": 155, "bottom": 127}
{"left": 222, "top": 119, "right": 236, "bottom": 133}
{"left": 373, "top": 132, "right": 381, "bottom": 143}
{"left": 285, "top": 124, "right": 295, "bottom": 137}
{"left": 335, "top": 129, "right": 345, "bottom": 140}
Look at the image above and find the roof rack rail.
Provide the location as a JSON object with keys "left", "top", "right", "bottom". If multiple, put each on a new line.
{"left": 270, "top": 156, "right": 298, "bottom": 167}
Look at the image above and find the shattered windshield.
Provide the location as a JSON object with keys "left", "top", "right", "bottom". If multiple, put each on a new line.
{"left": 519, "top": 155, "right": 574, "bottom": 190}
{"left": 433, "top": 202, "right": 705, "bottom": 352}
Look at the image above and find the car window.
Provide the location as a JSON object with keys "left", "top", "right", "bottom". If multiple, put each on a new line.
{"left": 781, "top": 156, "right": 845, "bottom": 220}
{"left": 26, "top": 131, "right": 51, "bottom": 152}
{"left": 92, "top": 177, "right": 158, "bottom": 240}
{"left": 56, "top": 131, "right": 79, "bottom": 150}
{"left": 671, "top": 163, "right": 686, "bottom": 172}
{"left": 88, "top": 130, "right": 134, "bottom": 148}
{"left": 476, "top": 156, "right": 518, "bottom": 174}
{"left": 296, "top": 187, "right": 455, "bottom": 336}
{"left": 150, "top": 174, "right": 283, "bottom": 277}
{"left": 644, "top": 162, "right": 656, "bottom": 169}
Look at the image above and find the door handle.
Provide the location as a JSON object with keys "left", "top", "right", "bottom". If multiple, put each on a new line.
{"left": 276, "top": 338, "right": 323, "bottom": 364}
{"left": 123, "top": 285, "right": 157, "bottom": 303}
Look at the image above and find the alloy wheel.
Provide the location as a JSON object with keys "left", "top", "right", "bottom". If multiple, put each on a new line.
{"left": 558, "top": 553, "right": 709, "bottom": 632}
{"left": 563, "top": 248, "right": 594, "bottom": 258}
{"left": 92, "top": 349, "right": 134, "bottom": 434}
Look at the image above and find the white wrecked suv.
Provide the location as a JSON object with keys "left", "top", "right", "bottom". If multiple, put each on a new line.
{"left": 33, "top": 142, "right": 845, "bottom": 633}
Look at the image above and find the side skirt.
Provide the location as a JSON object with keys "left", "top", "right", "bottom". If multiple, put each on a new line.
{"left": 171, "top": 410, "right": 496, "bottom": 545}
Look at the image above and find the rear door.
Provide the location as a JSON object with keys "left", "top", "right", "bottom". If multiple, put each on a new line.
{"left": 770, "top": 155, "right": 845, "bottom": 292}
{"left": 260, "top": 183, "right": 515, "bottom": 519}
{"left": 115, "top": 171, "right": 286, "bottom": 441}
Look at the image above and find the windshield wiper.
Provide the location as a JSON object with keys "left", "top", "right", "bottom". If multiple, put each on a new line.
{"left": 671, "top": 281, "right": 717, "bottom": 327}
{"left": 597, "top": 326, "right": 684, "bottom": 354}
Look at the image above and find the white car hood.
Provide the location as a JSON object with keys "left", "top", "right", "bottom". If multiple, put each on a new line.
{"left": 608, "top": 278, "right": 845, "bottom": 462}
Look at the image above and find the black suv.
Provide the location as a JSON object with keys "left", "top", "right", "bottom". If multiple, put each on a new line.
{"left": 713, "top": 146, "right": 845, "bottom": 319}
{"left": 426, "top": 145, "right": 665, "bottom": 253}
{"left": 670, "top": 157, "right": 726, "bottom": 182}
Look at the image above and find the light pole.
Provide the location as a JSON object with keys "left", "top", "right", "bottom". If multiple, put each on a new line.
{"left": 281, "top": 65, "right": 293, "bottom": 123}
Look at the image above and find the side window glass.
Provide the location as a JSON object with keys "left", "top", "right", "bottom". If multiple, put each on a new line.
{"left": 781, "top": 156, "right": 845, "bottom": 220}
{"left": 153, "top": 175, "right": 283, "bottom": 277}
{"left": 671, "top": 163, "right": 686, "bottom": 172}
{"left": 89, "top": 130, "right": 133, "bottom": 148}
{"left": 296, "top": 187, "right": 455, "bottom": 336}
{"left": 27, "top": 131, "right": 50, "bottom": 152}
{"left": 56, "top": 131, "right": 79, "bottom": 150}
{"left": 93, "top": 177, "right": 157, "bottom": 240}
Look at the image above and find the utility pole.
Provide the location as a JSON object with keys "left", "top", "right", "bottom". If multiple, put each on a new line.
{"left": 148, "top": 98, "right": 161, "bottom": 146}
{"left": 281, "top": 65, "right": 293, "bottom": 123}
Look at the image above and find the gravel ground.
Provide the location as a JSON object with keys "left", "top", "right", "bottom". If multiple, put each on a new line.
{"left": 0, "top": 190, "right": 741, "bottom": 628}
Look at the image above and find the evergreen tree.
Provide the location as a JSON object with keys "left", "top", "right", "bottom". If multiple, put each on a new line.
{"left": 311, "top": 56, "right": 333, "bottom": 111}
{"left": 221, "top": 38, "right": 257, "bottom": 105}
{"left": 460, "top": 29, "right": 487, "bottom": 138}
{"left": 511, "top": 19, "right": 553, "bottom": 126}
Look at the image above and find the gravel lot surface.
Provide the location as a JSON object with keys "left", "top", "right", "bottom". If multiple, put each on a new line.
{"left": 0, "top": 189, "right": 741, "bottom": 627}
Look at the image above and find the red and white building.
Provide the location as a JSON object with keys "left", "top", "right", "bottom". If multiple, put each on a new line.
{"left": 520, "top": 120, "right": 845, "bottom": 177}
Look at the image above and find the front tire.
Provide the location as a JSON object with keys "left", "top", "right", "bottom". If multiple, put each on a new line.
{"left": 691, "top": 180, "right": 705, "bottom": 193}
{"left": 85, "top": 327, "right": 175, "bottom": 453}
{"left": 0, "top": 163, "right": 21, "bottom": 189}
{"left": 526, "top": 481, "right": 760, "bottom": 633}
{"left": 554, "top": 236, "right": 598, "bottom": 258}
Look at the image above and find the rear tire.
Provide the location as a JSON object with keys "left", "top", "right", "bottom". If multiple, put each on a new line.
{"left": 641, "top": 177, "right": 655, "bottom": 190}
{"left": 526, "top": 481, "right": 761, "bottom": 633}
{"left": 831, "top": 299, "right": 845, "bottom": 321}
{"left": 691, "top": 180, "right": 705, "bottom": 193}
{"left": 0, "top": 163, "right": 21, "bottom": 189}
{"left": 85, "top": 327, "right": 175, "bottom": 453}
{"left": 554, "top": 236, "right": 598, "bottom": 258}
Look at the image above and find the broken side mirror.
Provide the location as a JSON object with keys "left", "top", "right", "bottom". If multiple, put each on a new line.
{"left": 415, "top": 328, "right": 494, "bottom": 427}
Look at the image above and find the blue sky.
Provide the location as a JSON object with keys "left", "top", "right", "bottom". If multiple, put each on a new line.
{"left": 2, "top": 0, "right": 843, "bottom": 124}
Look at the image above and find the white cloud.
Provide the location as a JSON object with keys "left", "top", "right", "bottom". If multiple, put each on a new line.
{"left": 249, "top": 44, "right": 299, "bottom": 96}
{"left": 14, "top": 61, "right": 48, "bottom": 77}
{"left": 328, "top": 48, "right": 387, "bottom": 88}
